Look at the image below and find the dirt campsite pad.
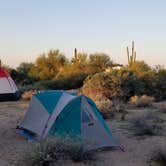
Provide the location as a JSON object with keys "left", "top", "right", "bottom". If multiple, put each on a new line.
{"left": 0, "top": 101, "right": 166, "bottom": 166}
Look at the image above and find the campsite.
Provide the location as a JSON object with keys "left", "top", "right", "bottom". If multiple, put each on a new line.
{"left": 1, "top": 100, "right": 166, "bottom": 166}
{"left": 1, "top": 1, "right": 166, "bottom": 166}
{"left": 0, "top": 45, "right": 166, "bottom": 166}
{"left": 0, "top": 44, "right": 166, "bottom": 166}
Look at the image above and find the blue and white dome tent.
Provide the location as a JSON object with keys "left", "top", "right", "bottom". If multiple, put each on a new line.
{"left": 18, "top": 90, "right": 120, "bottom": 151}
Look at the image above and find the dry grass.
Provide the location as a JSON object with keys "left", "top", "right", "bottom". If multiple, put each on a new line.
{"left": 94, "top": 95, "right": 115, "bottom": 119}
{"left": 94, "top": 95, "right": 113, "bottom": 112}
{"left": 111, "top": 99, "right": 126, "bottom": 113}
{"left": 129, "top": 112, "right": 164, "bottom": 137}
{"left": 21, "top": 90, "right": 37, "bottom": 100}
{"left": 153, "top": 102, "right": 166, "bottom": 113}
{"left": 150, "top": 148, "right": 166, "bottom": 166}
{"left": 95, "top": 97, "right": 127, "bottom": 119}
{"left": 110, "top": 99, "right": 128, "bottom": 121}
{"left": 1, "top": 101, "right": 166, "bottom": 166}
{"left": 31, "top": 137, "right": 96, "bottom": 166}
{"left": 129, "top": 95, "right": 155, "bottom": 107}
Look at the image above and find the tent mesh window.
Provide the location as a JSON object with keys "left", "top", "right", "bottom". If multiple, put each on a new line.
{"left": 82, "top": 110, "right": 94, "bottom": 124}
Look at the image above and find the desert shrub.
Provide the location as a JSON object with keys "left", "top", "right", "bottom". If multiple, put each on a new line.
{"left": 101, "top": 112, "right": 115, "bottom": 120}
{"left": 94, "top": 95, "right": 114, "bottom": 119}
{"left": 153, "top": 69, "right": 166, "bottom": 100}
{"left": 53, "top": 74, "right": 87, "bottom": 90}
{"left": 19, "top": 85, "right": 36, "bottom": 92}
{"left": 31, "top": 140, "right": 54, "bottom": 166}
{"left": 153, "top": 102, "right": 166, "bottom": 113}
{"left": 93, "top": 95, "right": 113, "bottom": 112}
{"left": 7, "top": 63, "right": 36, "bottom": 85}
{"left": 29, "top": 50, "right": 67, "bottom": 80}
{"left": 82, "top": 69, "right": 156, "bottom": 102}
{"left": 33, "top": 74, "right": 87, "bottom": 90}
{"left": 20, "top": 82, "right": 49, "bottom": 93}
{"left": 33, "top": 81, "right": 52, "bottom": 90}
{"left": 21, "top": 90, "right": 37, "bottom": 100}
{"left": 110, "top": 99, "right": 127, "bottom": 120}
{"left": 111, "top": 98, "right": 126, "bottom": 113}
{"left": 88, "top": 53, "right": 113, "bottom": 73}
{"left": 31, "top": 137, "right": 96, "bottom": 166}
{"left": 82, "top": 72, "right": 123, "bottom": 101}
{"left": 121, "top": 70, "right": 155, "bottom": 100}
{"left": 130, "top": 112, "right": 163, "bottom": 137}
{"left": 91, "top": 95, "right": 127, "bottom": 119}
{"left": 129, "top": 95, "right": 155, "bottom": 107}
{"left": 150, "top": 148, "right": 166, "bottom": 166}
{"left": 128, "top": 61, "right": 152, "bottom": 75}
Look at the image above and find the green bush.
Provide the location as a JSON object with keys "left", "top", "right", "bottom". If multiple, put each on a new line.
{"left": 9, "top": 63, "right": 36, "bottom": 86}
{"left": 121, "top": 70, "right": 155, "bottom": 99}
{"left": 47, "top": 74, "right": 87, "bottom": 90}
{"left": 31, "top": 137, "right": 96, "bottom": 166}
{"left": 82, "top": 68, "right": 166, "bottom": 102}
{"left": 82, "top": 72, "right": 123, "bottom": 101}
{"left": 153, "top": 69, "right": 166, "bottom": 100}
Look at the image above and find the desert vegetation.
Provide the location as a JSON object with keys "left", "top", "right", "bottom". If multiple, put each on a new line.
{"left": 2, "top": 46, "right": 166, "bottom": 104}
{"left": 31, "top": 137, "right": 96, "bottom": 166}
{"left": 2, "top": 43, "right": 166, "bottom": 124}
{"left": 150, "top": 147, "right": 166, "bottom": 166}
{"left": 129, "top": 111, "right": 164, "bottom": 137}
{"left": 1, "top": 42, "right": 166, "bottom": 166}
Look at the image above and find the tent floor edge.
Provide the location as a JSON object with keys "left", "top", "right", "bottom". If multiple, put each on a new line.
{"left": 0, "top": 91, "right": 21, "bottom": 101}
{"left": 17, "top": 127, "right": 37, "bottom": 142}
{"left": 84, "top": 145, "right": 121, "bottom": 152}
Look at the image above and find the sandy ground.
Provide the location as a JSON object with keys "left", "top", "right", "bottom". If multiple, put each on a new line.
{"left": 0, "top": 101, "right": 166, "bottom": 166}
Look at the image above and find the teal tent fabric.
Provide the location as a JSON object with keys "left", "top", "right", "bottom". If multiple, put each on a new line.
{"left": 35, "top": 91, "right": 63, "bottom": 114}
{"left": 49, "top": 96, "right": 82, "bottom": 137}
{"left": 35, "top": 91, "right": 76, "bottom": 114}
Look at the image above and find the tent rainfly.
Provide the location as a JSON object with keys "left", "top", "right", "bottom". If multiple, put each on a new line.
{"left": 18, "top": 91, "right": 119, "bottom": 150}
{"left": 0, "top": 67, "right": 20, "bottom": 101}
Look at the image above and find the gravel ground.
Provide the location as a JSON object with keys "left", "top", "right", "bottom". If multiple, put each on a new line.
{"left": 0, "top": 101, "right": 166, "bottom": 166}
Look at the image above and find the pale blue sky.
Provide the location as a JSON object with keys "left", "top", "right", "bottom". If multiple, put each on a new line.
{"left": 0, "top": 0, "right": 166, "bottom": 67}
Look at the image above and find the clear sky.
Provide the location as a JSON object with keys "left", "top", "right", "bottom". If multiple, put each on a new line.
{"left": 0, "top": 0, "right": 166, "bottom": 68}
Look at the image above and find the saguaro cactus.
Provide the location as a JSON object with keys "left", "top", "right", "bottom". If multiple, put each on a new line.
{"left": 74, "top": 48, "right": 78, "bottom": 60}
{"left": 126, "top": 41, "right": 137, "bottom": 66}
{"left": 72, "top": 48, "right": 79, "bottom": 63}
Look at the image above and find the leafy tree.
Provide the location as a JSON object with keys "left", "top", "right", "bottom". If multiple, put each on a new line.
{"left": 55, "top": 52, "right": 88, "bottom": 89}
{"left": 30, "top": 50, "right": 68, "bottom": 80}
{"left": 88, "top": 53, "right": 113, "bottom": 73}
{"left": 17, "top": 62, "right": 34, "bottom": 75}
{"left": 127, "top": 61, "right": 151, "bottom": 76}
{"left": 71, "top": 53, "right": 88, "bottom": 73}
{"left": 71, "top": 48, "right": 88, "bottom": 65}
{"left": 15, "top": 62, "right": 35, "bottom": 85}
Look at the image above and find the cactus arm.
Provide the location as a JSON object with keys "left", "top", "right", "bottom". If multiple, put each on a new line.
{"left": 127, "top": 47, "right": 130, "bottom": 64}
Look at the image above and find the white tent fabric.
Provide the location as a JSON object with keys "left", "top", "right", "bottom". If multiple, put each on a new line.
{"left": 0, "top": 67, "right": 20, "bottom": 101}
{"left": 19, "top": 96, "right": 50, "bottom": 136}
{"left": 0, "top": 77, "right": 18, "bottom": 94}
